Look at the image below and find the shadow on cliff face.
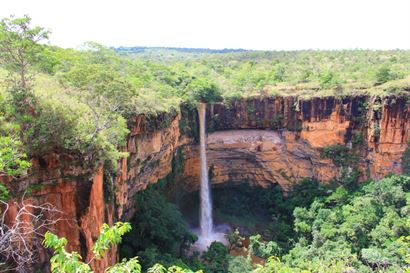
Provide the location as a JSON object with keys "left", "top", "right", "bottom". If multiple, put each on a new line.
{"left": 178, "top": 177, "right": 332, "bottom": 251}
{"left": 179, "top": 183, "right": 282, "bottom": 236}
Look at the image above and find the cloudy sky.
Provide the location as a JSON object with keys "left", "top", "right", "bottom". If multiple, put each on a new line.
{"left": 2, "top": 0, "right": 410, "bottom": 50}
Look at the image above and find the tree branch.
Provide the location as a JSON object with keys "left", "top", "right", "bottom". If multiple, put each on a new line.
{"left": 0, "top": 198, "right": 62, "bottom": 272}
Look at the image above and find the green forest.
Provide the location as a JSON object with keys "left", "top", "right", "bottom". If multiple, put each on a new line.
{"left": 112, "top": 173, "right": 409, "bottom": 273}
{"left": 0, "top": 15, "right": 409, "bottom": 273}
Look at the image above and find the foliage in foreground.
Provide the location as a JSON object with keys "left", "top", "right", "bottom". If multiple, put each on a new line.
{"left": 43, "top": 222, "right": 201, "bottom": 273}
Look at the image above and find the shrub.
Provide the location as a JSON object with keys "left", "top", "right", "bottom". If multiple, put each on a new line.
{"left": 249, "top": 234, "right": 282, "bottom": 259}
{"left": 375, "top": 65, "right": 396, "bottom": 85}
{"left": 225, "top": 229, "right": 244, "bottom": 251}
{"left": 202, "top": 242, "right": 229, "bottom": 272}
{"left": 320, "top": 144, "right": 357, "bottom": 167}
{"left": 319, "top": 71, "right": 339, "bottom": 89}
{"left": 227, "top": 256, "right": 253, "bottom": 273}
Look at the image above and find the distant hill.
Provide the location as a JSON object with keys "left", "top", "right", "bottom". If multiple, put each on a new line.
{"left": 112, "top": 46, "right": 248, "bottom": 54}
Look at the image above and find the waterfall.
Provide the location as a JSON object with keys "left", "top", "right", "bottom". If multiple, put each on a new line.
{"left": 198, "top": 103, "right": 213, "bottom": 237}
{"left": 190, "top": 103, "right": 228, "bottom": 252}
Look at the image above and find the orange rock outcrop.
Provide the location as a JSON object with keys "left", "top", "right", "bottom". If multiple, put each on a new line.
{"left": 3, "top": 95, "right": 408, "bottom": 272}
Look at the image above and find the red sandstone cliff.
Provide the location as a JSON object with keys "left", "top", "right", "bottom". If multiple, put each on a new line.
{"left": 181, "top": 96, "right": 408, "bottom": 191}
{"left": 3, "top": 95, "right": 409, "bottom": 272}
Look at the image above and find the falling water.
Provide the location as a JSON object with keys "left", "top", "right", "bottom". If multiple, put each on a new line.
{"left": 190, "top": 103, "right": 229, "bottom": 252}
{"left": 198, "top": 103, "right": 213, "bottom": 237}
{"left": 191, "top": 103, "right": 230, "bottom": 251}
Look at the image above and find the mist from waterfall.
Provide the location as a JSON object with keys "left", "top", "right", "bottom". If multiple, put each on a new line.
{"left": 198, "top": 103, "right": 213, "bottom": 237}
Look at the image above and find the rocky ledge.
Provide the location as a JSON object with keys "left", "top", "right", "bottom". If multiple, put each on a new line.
{"left": 3, "top": 95, "right": 409, "bottom": 272}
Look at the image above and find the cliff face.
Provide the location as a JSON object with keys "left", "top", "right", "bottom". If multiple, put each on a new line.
{"left": 3, "top": 113, "right": 186, "bottom": 272}
{"left": 3, "top": 154, "right": 107, "bottom": 272}
{"left": 181, "top": 130, "right": 339, "bottom": 192}
{"left": 118, "top": 113, "right": 188, "bottom": 220}
{"left": 367, "top": 97, "right": 409, "bottom": 179}
{"left": 180, "top": 96, "right": 408, "bottom": 191}
{"left": 4, "top": 95, "right": 409, "bottom": 272}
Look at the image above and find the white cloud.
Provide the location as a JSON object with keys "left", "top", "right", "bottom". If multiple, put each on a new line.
{"left": 2, "top": 0, "right": 410, "bottom": 50}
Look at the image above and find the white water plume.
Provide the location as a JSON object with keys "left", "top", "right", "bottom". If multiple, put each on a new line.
{"left": 190, "top": 103, "right": 230, "bottom": 252}
{"left": 198, "top": 103, "right": 213, "bottom": 237}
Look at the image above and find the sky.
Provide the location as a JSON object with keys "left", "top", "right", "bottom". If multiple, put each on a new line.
{"left": 2, "top": 0, "right": 410, "bottom": 50}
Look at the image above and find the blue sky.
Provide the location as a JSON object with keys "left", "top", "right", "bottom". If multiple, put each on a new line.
{"left": 2, "top": 0, "right": 410, "bottom": 50}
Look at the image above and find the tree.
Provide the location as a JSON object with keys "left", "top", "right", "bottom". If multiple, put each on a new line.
{"left": 43, "top": 222, "right": 134, "bottom": 273}
{"left": 201, "top": 242, "right": 229, "bottom": 272}
{"left": 286, "top": 175, "right": 410, "bottom": 272}
{"left": 0, "top": 15, "right": 49, "bottom": 91}
{"left": 375, "top": 65, "right": 393, "bottom": 85}
{"left": 227, "top": 256, "right": 253, "bottom": 273}
{"left": 273, "top": 65, "right": 286, "bottom": 82}
{"left": 120, "top": 190, "right": 196, "bottom": 269}
{"left": 0, "top": 106, "right": 39, "bottom": 272}
{"left": 0, "top": 136, "right": 31, "bottom": 178}
{"left": 43, "top": 222, "right": 201, "bottom": 273}
{"left": 225, "top": 229, "right": 244, "bottom": 251}
{"left": 0, "top": 199, "right": 61, "bottom": 272}
{"left": 319, "top": 71, "right": 338, "bottom": 89}
{"left": 0, "top": 135, "right": 31, "bottom": 200}
{"left": 252, "top": 257, "right": 294, "bottom": 273}
{"left": 248, "top": 235, "right": 281, "bottom": 259}
{"left": 186, "top": 77, "right": 222, "bottom": 103}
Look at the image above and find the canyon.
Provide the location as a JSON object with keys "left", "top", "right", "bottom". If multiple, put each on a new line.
{"left": 3, "top": 95, "right": 409, "bottom": 272}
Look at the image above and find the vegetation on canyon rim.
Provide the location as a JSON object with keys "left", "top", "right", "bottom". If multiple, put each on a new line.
{"left": 0, "top": 15, "right": 409, "bottom": 273}
{"left": 0, "top": 15, "right": 409, "bottom": 177}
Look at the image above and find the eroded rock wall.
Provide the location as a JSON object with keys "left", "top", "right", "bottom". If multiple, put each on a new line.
{"left": 367, "top": 97, "right": 409, "bottom": 179}
{"left": 2, "top": 153, "right": 106, "bottom": 272}
{"left": 3, "top": 95, "right": 408, "bottom": 272}
{"left": 118, "top": 112, "right": 189, "bottom": 220}
{"left": 3, "top": 112, "right": 186, "bottom": 272}
{"left": 180, "top": 129, "right": 339, "bottom": 192}
{"left": 189, "top": 96, "right": 408, "bottom": 188}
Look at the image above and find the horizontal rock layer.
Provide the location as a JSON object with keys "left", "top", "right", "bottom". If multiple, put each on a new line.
{"left": 3, "top": 95, "right": 409, "bottom": 272}
{"left": 181, "top": 129, "right": 338, "bottom": 192}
